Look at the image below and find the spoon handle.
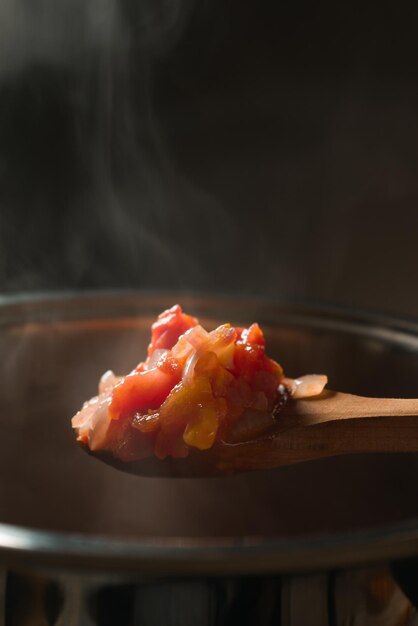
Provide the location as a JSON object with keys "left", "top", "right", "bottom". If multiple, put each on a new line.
{"left": 214, "top": 391, "right": 418, "bottom": 472}
{"left": 283, "top": 391, "right": 418, "bottom": 425}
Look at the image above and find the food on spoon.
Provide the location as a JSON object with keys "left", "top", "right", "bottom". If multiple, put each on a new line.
{"left": 72, "top": 305, "right": 327, "bottom": 461}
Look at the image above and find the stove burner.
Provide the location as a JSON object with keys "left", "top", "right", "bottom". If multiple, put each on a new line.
{"left": 3, "top": 565, "right": 416, "bottom": 625}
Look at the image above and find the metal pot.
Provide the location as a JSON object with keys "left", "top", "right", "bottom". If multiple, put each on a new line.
{"left": 2, "top": 292, "right": 418, "bottom": 624}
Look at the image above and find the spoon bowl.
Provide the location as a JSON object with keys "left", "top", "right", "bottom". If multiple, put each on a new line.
{"left": 81, "top": 445, "right": 225, "bottom": 478}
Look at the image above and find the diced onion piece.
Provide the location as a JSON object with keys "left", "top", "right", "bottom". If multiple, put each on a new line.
{"left": 72, "top": 392, "right": 113, "bottom": 449}
{"left": 287, "top": 374, "right": 328, "bottom": 399}
{"left": 171, "top": 325, "right": 208, "bottom": 362}
{"left": 72, "top": 396, "right": 100, "bottom": 430}
{"left": 145, "top": 349, "right": 169, "bottom": 371}
{"left": 194, "top": 351, "right": 219, "bottom": 376}
{"left": 170, "top": 335, "right": 194, "bottom": 360}
{"left": 89, "top": 399, "right": 112, "bottom": 450}
{"left": 216, "top": 340, "right": 235, "bottom": 369}
{"left": 183, "top": 325, "right": 210, "bottom": 349}
{"left": 99, "top": 370, "right": 120, "bottom": 394}
{"left": 183, "top": 324, "right": 237, "bottom": 383}
{"left": 206, "top": 324, "right": 236, "bottom": 358}
{"left": 182, "top": 349, "right": 199, "bottom": 384}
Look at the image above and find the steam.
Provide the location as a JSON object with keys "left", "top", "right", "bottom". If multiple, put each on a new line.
{"left": 0, "top": 0, "right": 237, "bottom": 293}
{"left": 0, "top": 1, "right": 120, "bottom": 75}
{"left": 0, "top": 0, "right": 194, "bottom": 74}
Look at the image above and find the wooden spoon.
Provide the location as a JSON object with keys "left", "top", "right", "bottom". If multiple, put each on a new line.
{"left": 80, "top": 390, "right": 418, "bottom": 477}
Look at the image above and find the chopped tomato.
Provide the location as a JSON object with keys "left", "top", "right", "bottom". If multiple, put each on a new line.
{"left": 234, "top": 342, "right": 265, "bottom": 380}
{"left": 109, "top": 365, "right": 182, "bottom": 419}
{"left": 234, "top": 322, "right": 282, "bottom": 389}
{"left": 148, "top": 305, "right": 198, "bottom": 356}
{"left": 240, "top": 323, "right": 265, "bottom": 346}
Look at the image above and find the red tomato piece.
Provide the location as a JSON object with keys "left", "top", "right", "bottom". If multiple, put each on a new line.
{"left": 148, "top": 305, "right": 198, "bottom": 356}
{"left": 109, "top": 366, "right": 182, "bottom": 419}
{"left": 234, "top": 342, "right": 265, "bottom": 380}
{"left": 240, "top": 323, "right": 265, "bottom": 346}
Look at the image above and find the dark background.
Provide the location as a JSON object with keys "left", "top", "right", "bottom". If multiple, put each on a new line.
{"left": 1, "top": 0, "right": 418, "bottom": 317}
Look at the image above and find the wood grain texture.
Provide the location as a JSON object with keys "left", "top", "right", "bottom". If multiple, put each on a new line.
{"left": 212, "top": 391, "right": 418, "bottom": 473}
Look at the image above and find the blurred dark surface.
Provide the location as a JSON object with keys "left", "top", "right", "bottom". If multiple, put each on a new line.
{"left": 0, "top": 0, "right": 418, "bottom": 317}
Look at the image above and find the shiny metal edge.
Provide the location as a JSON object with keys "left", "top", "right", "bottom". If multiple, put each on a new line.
{"left": 1, "top": 289, "right": 418, "bottom": 340}
{"left": 2, "top": 519, "right": 418, "bottom": 575}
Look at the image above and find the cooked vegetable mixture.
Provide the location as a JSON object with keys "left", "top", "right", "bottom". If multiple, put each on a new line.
{"left": 72, "top": 305, "right": 327, "bottom": 461}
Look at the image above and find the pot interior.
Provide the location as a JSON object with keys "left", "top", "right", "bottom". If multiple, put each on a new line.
{"left": 1, "top": 294, "right": 418, "bottom": 544}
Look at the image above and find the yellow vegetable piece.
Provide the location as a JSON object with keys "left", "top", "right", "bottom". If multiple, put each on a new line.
{"left": 183, "top": 407, "right": 219, "bottom": 450}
